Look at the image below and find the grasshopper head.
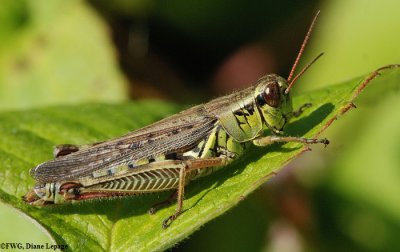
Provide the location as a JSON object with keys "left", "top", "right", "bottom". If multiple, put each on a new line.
{"left": 254, "top": 74, "right": 293, "bottom": 134}
{"left": 253, "top": 11, "right": 322, "bottom": 134}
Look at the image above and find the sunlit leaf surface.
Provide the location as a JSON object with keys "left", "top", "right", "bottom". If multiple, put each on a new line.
{"left": 0, "top": 66, "right": 398, "bottom": 251}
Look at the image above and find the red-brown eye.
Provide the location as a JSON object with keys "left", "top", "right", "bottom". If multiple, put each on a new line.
{"left": 263, "top": 82, "right": 280, "bottom": 108}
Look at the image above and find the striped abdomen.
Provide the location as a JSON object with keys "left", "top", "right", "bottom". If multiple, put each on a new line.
{"left": 86, "top": 167, "right": 183, "bottom": 193}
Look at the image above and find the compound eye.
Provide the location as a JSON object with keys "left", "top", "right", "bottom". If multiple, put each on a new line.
{"left": 263, "top": 82, "right": 280, "bottom": 108}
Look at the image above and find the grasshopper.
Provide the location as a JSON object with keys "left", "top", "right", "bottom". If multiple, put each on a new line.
{"left": 24, "top": 12, "right": 328, "bottom": 228}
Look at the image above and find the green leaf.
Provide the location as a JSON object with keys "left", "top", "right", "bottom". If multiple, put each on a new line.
{"left": 0, "top": 66, "right": 398, "bottom": 251}
{"left": 0, "top": 0, "right": 127, "bottom": 111}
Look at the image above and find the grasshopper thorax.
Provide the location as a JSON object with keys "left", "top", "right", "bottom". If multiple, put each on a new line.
{"left": 254, "top": 74, "right": 293, "bottom": 134}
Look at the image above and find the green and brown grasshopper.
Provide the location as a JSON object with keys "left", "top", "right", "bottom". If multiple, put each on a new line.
{"left": 24, "top": 12, "right": 328, "bottom": 228}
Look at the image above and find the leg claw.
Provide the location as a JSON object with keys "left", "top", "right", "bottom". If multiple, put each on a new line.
{"left": 162, "top": 212, "right": 181, "bottom": 229}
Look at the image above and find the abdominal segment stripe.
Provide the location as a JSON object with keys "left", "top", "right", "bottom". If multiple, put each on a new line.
{"left": 87, "top": 168, "right": 181, "bottom": 192}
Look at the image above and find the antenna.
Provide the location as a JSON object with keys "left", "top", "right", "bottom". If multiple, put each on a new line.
{"left": 286, "top": 52, "right": 324, "bottom": 94}
{"left": 285, "top": 10, "right": 320, "bottom": 94}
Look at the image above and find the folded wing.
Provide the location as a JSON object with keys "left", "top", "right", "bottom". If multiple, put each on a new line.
{"left": 32, "top": 105, "right": 217, "bottom": 183}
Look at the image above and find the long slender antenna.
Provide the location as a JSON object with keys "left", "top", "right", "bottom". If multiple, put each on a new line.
{"left": 287, "top": 10, "right": 320, "bottom": 85}
{"left": 285, "top": 52, "right": 324, "bottom": 94}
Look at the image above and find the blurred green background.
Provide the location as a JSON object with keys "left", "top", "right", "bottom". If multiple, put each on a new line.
{"left": 1, "top": 0, "right": 400, "bottom": 251}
